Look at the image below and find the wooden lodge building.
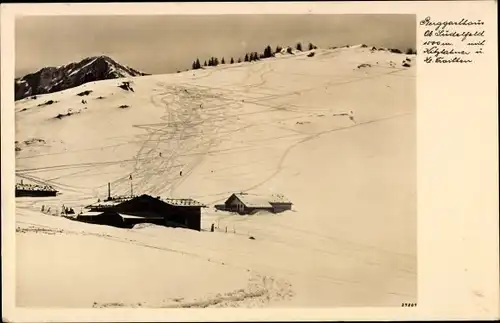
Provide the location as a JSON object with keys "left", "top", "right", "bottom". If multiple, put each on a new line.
{"left": 222, "top": 193, "right": 292, "bottom": 215}
{"left": 77, "top": 194, "right": 206, "bottom": 231}
{"left": 15, "top": 181, "right": 58, "bottom": 197}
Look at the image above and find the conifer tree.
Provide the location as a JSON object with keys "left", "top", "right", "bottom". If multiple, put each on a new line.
{"left": 406, "top": 48, "right": 416, "bottom": 55}
{"left": 264, "top": 45, "right": 273, "bottom": 58}
{"left": 230, "top": 57, "right": 234, "bottom": 64}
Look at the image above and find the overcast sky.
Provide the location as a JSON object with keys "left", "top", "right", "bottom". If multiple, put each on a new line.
{"left": 15, "top": 14, "right": 415, "bottom": 77}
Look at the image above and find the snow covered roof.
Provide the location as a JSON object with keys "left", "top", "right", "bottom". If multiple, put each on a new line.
{"left": 87, "top": 195, "right": 205, "bottom": 209}
{"left": 86, "top": 200, "right": 124, "bottom": 209}
{"left": 268, "top": 194, "right": 292, "bottom": 204}
{"left": 15, "top": 183, "right": 57, "bottom": 192}
{"left": 86, "top": 195, "right": 134, "bottom": 208}
{"left": 87, "top": 201, "right": 120, "bottom": 208}
{"left": 118, "top": 213, "right": 163, "bottom": 220}
{"left": 79, "top": 211, "right": 103, "bottom": 217}
{"left": 162, "top": 198, "right": 206, "bottom": 207}
{"left": 232, "top": 193, "right": 272, "bottom": 208}
{"left": 228, "top": 193, "right": 292, "bottom": 207}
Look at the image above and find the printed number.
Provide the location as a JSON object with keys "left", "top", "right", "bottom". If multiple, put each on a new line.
{"left": 401, "top": 303, "right": 417, "bottom": 307}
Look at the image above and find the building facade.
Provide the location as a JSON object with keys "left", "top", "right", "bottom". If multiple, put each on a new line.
{"left": 224, "top": 193, "right": 292, "bottom": 215}
{"left": 15, "top": 182, "right": 58, "bottom": 197}
{"left": 78, "top": 194, "right": 205, "bottom": 231}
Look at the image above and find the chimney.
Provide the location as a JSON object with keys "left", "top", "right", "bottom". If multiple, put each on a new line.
{"left": 21, "top": 180, "right": 23, "bottom": 185}
{"left": 108, "top": 182, "right": 111, "bottom": 200}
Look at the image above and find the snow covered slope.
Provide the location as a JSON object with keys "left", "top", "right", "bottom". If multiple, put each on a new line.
{"left": 15, "top": 55, "right": 148, "bottom": 101}
{"left": 15, "top": 46, "right": 417, "bottom": 308}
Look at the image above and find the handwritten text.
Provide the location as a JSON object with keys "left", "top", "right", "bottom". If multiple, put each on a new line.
{"left": 420, "top": 16, "right": 485, "bottom": 64}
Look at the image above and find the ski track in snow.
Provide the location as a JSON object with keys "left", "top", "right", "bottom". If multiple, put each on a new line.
{"left": 15, "top": 47, "right": 417, "bottom": 308}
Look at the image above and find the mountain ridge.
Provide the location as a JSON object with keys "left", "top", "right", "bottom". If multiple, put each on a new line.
{"left": 15, "top": 55, "right": 149, "bottom": 101}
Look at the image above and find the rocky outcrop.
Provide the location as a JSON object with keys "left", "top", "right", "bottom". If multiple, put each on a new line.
{"left": 15, "top": 55, "right": 148, "bottom": 101}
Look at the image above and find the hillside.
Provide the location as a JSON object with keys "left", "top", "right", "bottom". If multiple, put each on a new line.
{"left": 15, "top": 45, "right": 417, "bottom": 308}
{"left": 15, "top": 55, "right": 148, "bottom": 101}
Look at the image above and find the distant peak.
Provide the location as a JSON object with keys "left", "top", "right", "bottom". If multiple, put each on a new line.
{"left": 85, "top": 55, "right": 114, "bottom": 63}
{"left": 95, "top": 55, "right": 114, "bottom": 61}
{"left": 14, "top": 54, "right": 147, "bottom": 101}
